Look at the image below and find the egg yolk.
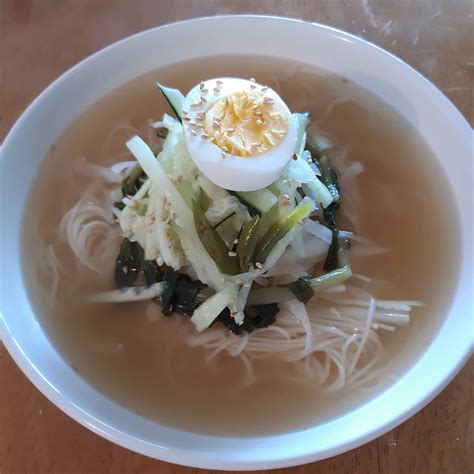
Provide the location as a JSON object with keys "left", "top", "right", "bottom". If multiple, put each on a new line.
{"left": 203, "top": 89, "right": 288, "bottom": 157}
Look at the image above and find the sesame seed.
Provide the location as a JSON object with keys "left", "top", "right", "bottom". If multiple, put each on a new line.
{"left": 256, "top": 119, "right": 264, "bottom": 125}
{"left": 197, "top": 112, "right": 206, "bottom": 119}
{"left": 200, "top": 82, "right": 205, "bottom": 89}
{"left": 227, "top": 128, "right": 235, "bottom": 133}
{"left": 183, "top": 116, "right": 191, "bottom": 122}
{"left": 228, "top": 251, "right": 238, "bottom": 257}
{"left": 201, "top": 88, "right": 208, "bottom": 94}
{"left": 201, "top": 134, "right": 209, "bottom": 140}
{"left": 190, "top": 103, "right": 200, "bottom": 108}
{"left": 254, "top": 111, "right": 262, "bottom": 116}
{"left": 250, "top": 84, "right": 257, "bottom": 89}
{"left": 191, "top": 129, "right": 197, "bottom": 136}
{"left": 251, "top": 142, "right": 261, "bottom": 147}
{"left": 261, "top": 86, "right": 268, "bottom": 92}
{"left": 216, "top": 80, "right": 223, "bottom": 85}
{"left": 182, "top": 109, "right": 189, "bottom": 115}
{"left": 263, "top": 97, "right": 274, "bottom": 104}
{"left": 250, "top": 77, "right": 256, "bottom": 82}
{"left": 213, "top": 87, "right": 220, "bottom": 93}
{"left": 252, "top": 103, "right": 260, "bottom": 110}
{"left": 255, "top": 262, "right": 263, "bottom": 269}
{"left": 201, "top": 97, "right": 207, "bottom": 104}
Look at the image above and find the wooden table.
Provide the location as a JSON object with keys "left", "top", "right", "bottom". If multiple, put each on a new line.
{"left": 1, "top": 1, "right": 472, "bottom": 473}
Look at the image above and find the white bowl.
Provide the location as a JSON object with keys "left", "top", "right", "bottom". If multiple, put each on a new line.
{"left": 0, "top": 16, "right": 472, "bottom": 470}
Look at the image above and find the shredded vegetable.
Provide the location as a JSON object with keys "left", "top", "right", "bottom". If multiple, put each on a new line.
{"left": 90, "top": 85, "right": 354, "bottom": 334}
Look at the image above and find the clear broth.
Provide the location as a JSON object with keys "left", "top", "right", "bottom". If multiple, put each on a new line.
{"left": 22, "top": 56, "right": 460, "bottom": 436}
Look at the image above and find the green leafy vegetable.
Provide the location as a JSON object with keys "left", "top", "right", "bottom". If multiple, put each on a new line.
{"left": 254, "top": 201, "right": 313, "bottom": 265}
{"left": 236, "top": 215, "right": 260, "bottom": 269}
{"left": 191, "top": 199, "right": 240, "bottom": 275}
{"left": 247, "top": 264, "right": 352, "bottom": 305}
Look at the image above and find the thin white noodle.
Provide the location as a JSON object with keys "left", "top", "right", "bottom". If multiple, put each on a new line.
{"left": 55, "top": 150, "right": 420, "bottom": 393}
{"left": 348, "top": 298, "right": 376, "bottom": 375}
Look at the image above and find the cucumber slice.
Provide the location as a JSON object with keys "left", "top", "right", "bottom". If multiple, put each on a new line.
{"left": 156, "top": 83, "right": 185, "bottom": 122}
{"left": 232, "top": 188, "right": 277, "bottom": 215}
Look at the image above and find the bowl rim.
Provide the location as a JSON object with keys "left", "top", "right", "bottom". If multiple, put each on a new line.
{"left": 1, "top": 14, "right": 472, "bottom": 470}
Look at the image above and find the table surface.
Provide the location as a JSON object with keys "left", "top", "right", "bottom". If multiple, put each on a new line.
{"left": 1, "top": 1, "right": 472, "bottom": 473}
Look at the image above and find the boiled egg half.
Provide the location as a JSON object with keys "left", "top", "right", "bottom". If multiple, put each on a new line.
{"left": 182, "top": 78, "right": 297, "bottom": 191}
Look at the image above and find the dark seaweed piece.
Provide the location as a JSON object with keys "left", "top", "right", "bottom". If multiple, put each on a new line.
{"left": 307, "top": 152, "right": 341, "bottom": 272}
{"left": 160, "top": 272, "right": 180, "bottom": 315}
{"left": 324, "top": 231, "right": 352, "bottom": 273}
{"left": 216, "top": 308, "right": 250, "bottom": 335}
{"left": 114, "top": 238, "right": 144, "bottom": 289}
{"left": 324, "top": 229, "right": 340, "bottom": 272}
{"left": 143, "top": 260, "right": 164, "bottom": 287}
{"left": 122, "top": 163, "right": 145, "bottom": 197}
{"left": 172, "top": 275, "right": 206, "bottom": 316}
{"left": 322, "top": 200, "right": 339, "bottom": 231}
{"left": 113, "top": 201, "right": 125, "bottom": 211}
{"left": 215, "top": 303, "right": 279, "bottom": 335}
{"left": 306, "top": 145, "right": 341, "bottom": 206}
{"left": 317, "top": 155, "right": 340, "bottom": 205}
{"left": 249, "top": 303, "right": 279, "bottom": 328}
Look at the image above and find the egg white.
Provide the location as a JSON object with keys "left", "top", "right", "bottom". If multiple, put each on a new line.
{"left": 182, "top": 78, "right": 297, "bottom": 192}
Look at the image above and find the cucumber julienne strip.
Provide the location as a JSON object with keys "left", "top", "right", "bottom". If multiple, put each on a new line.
{"left": 126, "top": 136, "right": 223, "bottom": 290}
{"left": 156, "top": 83, "right": 185, "bottom": 122}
